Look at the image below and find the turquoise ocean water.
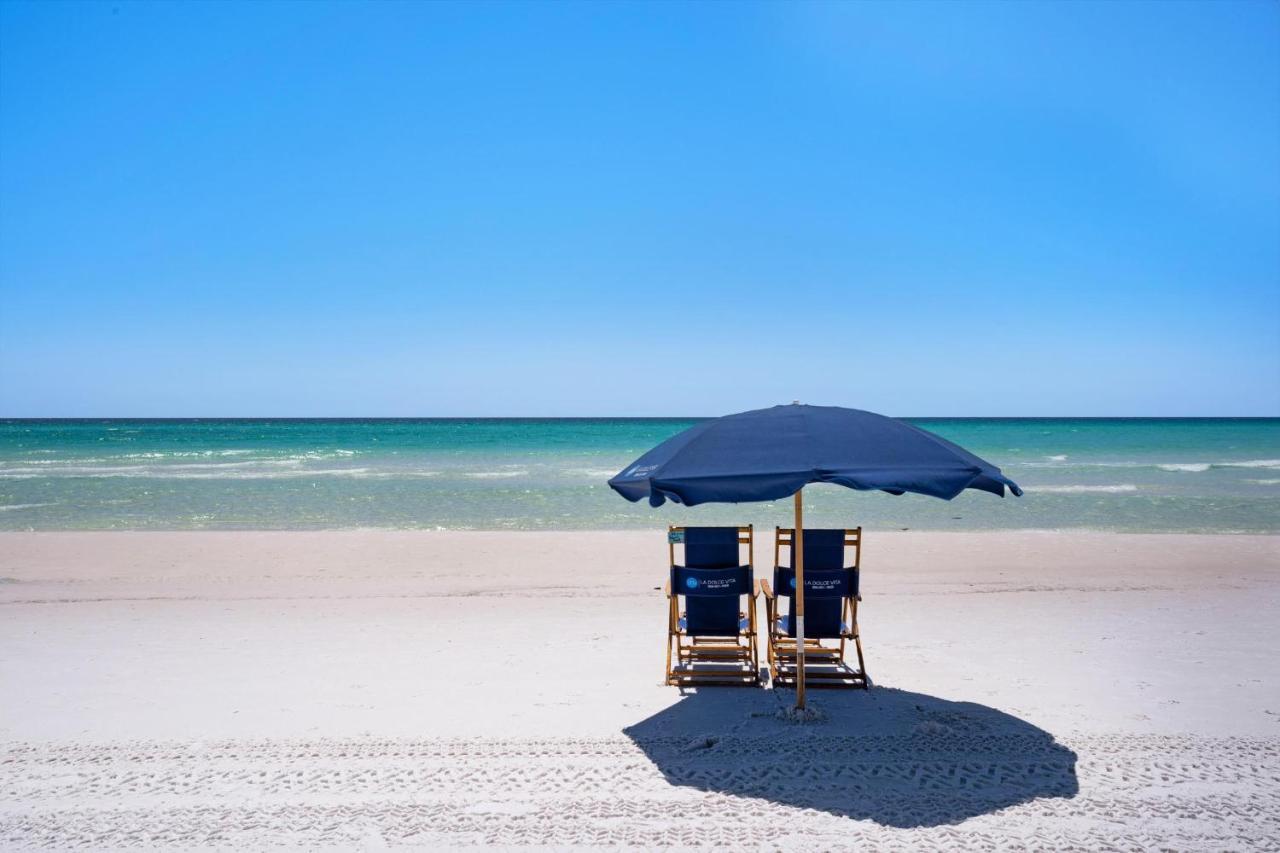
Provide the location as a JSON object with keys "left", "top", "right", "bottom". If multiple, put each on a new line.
{"left": 1, "top": 418, "right": 1277, "bottom": 532}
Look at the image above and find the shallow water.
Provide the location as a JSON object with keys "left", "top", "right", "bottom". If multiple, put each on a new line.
{"left": 1, "top": 418, "right": 1277, "bottom": 531}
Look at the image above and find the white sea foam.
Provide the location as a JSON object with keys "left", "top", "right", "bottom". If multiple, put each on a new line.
{"left": 1154, "top": 459, "right": 1280, "bottom": 472}
{"left": 1246, "top": 478, "right": 1280, "bottom": 485}
{"left": 1032, "top": 484, "right": 1139, "bottom": 494}
{"left": 1018, "top": 460, "right": 1140, "bottom": 469}
{"left": 464, "top": 470, "right": 529, "bottom": 478}
{"left": 0, "top": 465, "right": 447, "bottom": 481}
{"left": 0, "top": 502, "right": 57, "bottom": 512}
{"left": 12, "top": 458, "right": 109, "bottom": 465}
{"left": 1019, "top": 458, "right": 1280, "bottom": 472}
{"left": 158, "top": 459, "right": 303, "bottom": 470}
{"left": 0, "top": 466, "right": 374, "bottom": 480}
{"left": 1045, "top": 455, "right": 1068, "bottom": 462}
{"left": 0, "top": 461, "right": 455, "bottom": 473}
{"left": 567, "top": 468, "right": 619, "bottom": 479}
{"left": 290, "top": 451, "right": 365, "bottom": 462}
{"left": 120, "top": 450, "right": 258, "bottom": 459}
{"left": 147, "top": 467, "right": 378, "bottom": 480}
{"left": 2, "top": 462, "right": 292, "bottom": 475}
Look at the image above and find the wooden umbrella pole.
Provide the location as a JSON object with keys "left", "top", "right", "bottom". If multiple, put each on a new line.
{"left": 794, "top": 488, "right": 806, "bottom": 709}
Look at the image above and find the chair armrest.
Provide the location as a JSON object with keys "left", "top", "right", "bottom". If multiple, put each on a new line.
{"left": 752, "top": 579, "right": 761, "bottom": 599}
{"left": 664, "top": 581, "right": 672, "bottom": 597}
{"left": 759, "top": 579, "right": 774, "bottom": 600}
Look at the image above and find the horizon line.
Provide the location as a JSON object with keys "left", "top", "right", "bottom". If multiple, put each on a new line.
{"left": 3, "top": 414, "right": 1278, "bottom": 421}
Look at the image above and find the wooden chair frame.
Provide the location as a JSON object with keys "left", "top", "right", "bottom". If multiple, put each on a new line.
{"left": 760, "top": 526, "right": 868, "bottom": 689}
{"left": 665, "top": 524, "right": 759, "bottom": 686}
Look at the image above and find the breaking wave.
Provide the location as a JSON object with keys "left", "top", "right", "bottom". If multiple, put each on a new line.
{"left": 1031, "top": 484, "right": 1139, "bottom": 494}
{"left": 1020, "top": 458, "right": 1280, "bottom": 472}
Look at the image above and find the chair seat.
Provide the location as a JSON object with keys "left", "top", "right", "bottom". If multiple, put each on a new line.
{"left": 778, "top": 615, "right": 848, "bottom": 638}
{"left": 679, "top": 616, "right": 751, "bottom": 635}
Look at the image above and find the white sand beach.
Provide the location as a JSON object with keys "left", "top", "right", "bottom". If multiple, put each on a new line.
{"left": 2, "top": 530, "right": 1278, "bottom": 849}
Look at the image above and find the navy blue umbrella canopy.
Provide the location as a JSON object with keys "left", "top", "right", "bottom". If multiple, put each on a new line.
{"left": 609, "top": 404, "right": 1021, "bottom": 507}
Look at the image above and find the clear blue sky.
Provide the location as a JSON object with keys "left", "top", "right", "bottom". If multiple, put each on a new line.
{"left": 1, "top": 1, "right": 1277, "bottom": 417}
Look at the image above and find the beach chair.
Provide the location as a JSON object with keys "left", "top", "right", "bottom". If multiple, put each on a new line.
{"left": 665, "top": 525, "right": 759, "bottom": 686}
{"left": 761, "top": 527, "right": 867, "bottom": 689}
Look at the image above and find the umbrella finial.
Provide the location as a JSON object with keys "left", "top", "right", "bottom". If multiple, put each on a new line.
{"left": 791, "top": 400, "right": 801, "bottom": 405}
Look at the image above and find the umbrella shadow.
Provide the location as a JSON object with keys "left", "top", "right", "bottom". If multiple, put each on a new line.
{"left": 622, "top": 685, "right": 1078, "bottom": 828}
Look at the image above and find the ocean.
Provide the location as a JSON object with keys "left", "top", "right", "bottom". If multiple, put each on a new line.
{"left": 1, "top": 418, "right": 1277, "bottom": 532}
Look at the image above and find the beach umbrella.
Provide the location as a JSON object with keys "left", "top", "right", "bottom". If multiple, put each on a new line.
{"left": 608, "top": 403, "right": 1022, "bottom": 709}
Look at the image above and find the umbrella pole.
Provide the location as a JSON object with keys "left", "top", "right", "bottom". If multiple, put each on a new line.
{"left": 794, "top": 488, "right": 806, "bottom": 709}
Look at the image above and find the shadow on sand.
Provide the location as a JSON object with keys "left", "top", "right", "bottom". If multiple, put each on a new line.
{"left": 623, "top": 685, "right": 1078, "bottom": 828}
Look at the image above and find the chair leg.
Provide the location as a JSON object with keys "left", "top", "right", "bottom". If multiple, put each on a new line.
{"left": 853, "top": 630, "right": 868, "bottom": 689}
{"left": 767, "top": 628, "right": 779, "bottom": 683}
{"left": 750, "top": 632, "right": 759, "bottom": 683}
{"left": 665, "top": 633, "right": 674, "bottom": 685}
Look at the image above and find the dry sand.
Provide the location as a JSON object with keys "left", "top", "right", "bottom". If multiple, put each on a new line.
{"left": 1, "top": 530, "right": 1278, "bottom": 849}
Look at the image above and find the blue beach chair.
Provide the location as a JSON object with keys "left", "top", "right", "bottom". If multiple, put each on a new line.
{"left": 761, "top": 527, "right": 868, "bottom": 688}
{"left": 665, "top": 525, "right": 759, "bottom": 686}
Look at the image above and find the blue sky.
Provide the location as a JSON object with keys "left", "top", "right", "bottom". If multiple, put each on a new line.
{"left": 1, "top": 1, "right": 1277, "bottom": 416}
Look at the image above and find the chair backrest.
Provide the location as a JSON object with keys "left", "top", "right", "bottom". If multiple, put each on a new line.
{"left": 670, "top": 525, "right": 753, "bottom": 636}
{"left": 774, "top": 527, "right": 861, "bottom": 639}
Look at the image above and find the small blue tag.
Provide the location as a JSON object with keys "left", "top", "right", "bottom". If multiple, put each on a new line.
{"left": 668, "top": 530, "right": 685, "bottom": 544}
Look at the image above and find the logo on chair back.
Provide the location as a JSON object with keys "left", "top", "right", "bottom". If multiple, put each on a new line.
{"left": 668, "top": 530, "right": 685, "bottom": 544}
{"left": 691, "top": 576, "right": 734, "bottom": 592}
